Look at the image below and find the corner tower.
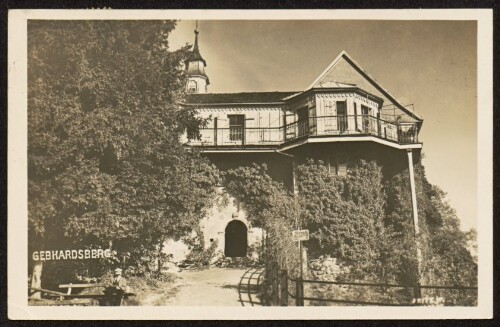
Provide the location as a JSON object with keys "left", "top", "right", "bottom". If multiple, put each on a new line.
{"left": 185, "top": 27, "right": 209, "bottom": 94}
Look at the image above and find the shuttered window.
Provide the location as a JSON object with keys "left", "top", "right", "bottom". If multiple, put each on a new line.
{"left": 328, "top": 157, "right": 348, "bottom": 176}
{"left": 228, "top": 115, "right": 245, "bottom": 141}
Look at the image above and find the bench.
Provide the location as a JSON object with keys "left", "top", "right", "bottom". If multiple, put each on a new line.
{"left": 59, "top": 283, "right": 107, "bottom": 295}
{"left": 29, "top": 287, "right": 69, "bottom": 301}
{"left": 58, "top": 283, "right": 136, "bottom": 305}
{"left": 60, "top": 283, "right": 136, "bottom": 294}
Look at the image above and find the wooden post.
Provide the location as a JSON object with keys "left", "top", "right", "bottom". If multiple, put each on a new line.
{"left": 280, "top": 270, "right": 288, "bottom": 306}
{"left": 407, "top": 149, "right": 422, "bottom": 299}
{"left": 354, "top": 103, "right": 358, "bottom": 131}
{"left": 302, "top": 244, "right": 308, "bottom": 279}
{"left": 377, "top": 112, "right": 381, "bottom": 137}
{"left": 295, "top": 240, "right": 305, "bottom": 306}
{"left": 283, "top": 111, "right": 287, "bottom": 141}
{"left": 292, "top": 158, "right": 297, "bottom": 197}
{"left": 242, "top": 125, "right": 245, "bottom": 146}
{"left": 299, "top": 241, "right": 303, "bottom": 282}
{"left": 214, "top": 117, "right": 218, "bottom": 146}
{"left": 30, "top": 261, "right": 43, "bottom": 299}
{"left": 295, "top": 278, "right": 304, "bottom": 306}
{"left": 272, "top": 265, "right": 278, "bottom": 306}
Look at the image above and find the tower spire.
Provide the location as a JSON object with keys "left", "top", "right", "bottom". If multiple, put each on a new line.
{"left": 193, "top": 21, "right": 200, "bottom": 52}
{"left": 184, "top": 20, "right": 209, "bottom": 93}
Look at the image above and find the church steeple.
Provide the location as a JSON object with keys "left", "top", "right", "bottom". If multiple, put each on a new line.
{"left": 185, "top": 23, "right": 209, "bottom": 94}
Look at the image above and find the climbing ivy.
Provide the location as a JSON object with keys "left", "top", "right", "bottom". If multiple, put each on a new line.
{"left": 225, "top": 159, "right": 477, "bottom": 299}
{"left": 296, "top": 159, "right": 387, "bottom": 279}
{"left": 224, "top": 164, "right": 301, "bottom": 273}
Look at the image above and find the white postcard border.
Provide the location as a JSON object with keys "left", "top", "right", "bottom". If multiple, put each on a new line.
{"left": 8, "top": 8, "right": 493, "bottom": 320}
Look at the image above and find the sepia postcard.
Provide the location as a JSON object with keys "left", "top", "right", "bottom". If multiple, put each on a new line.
{"left": 7, "top": 9, "right": 493, "bottom": 320}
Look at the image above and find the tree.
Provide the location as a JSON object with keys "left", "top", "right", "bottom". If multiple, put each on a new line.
{"left": 28, "top": 20, "right": 219, "bottom": 293}
{"left": 465, "top": 228, "right": 478, "bottom": 264}
{"left": 385, "top": 164, "right": 477, "bottom": 301}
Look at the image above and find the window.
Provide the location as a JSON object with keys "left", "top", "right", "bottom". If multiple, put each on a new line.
{"left": 187, "top": 80, "right": 197, "bottom": 93}
{"left": 308, "top": 106, "right": 317, "bottom": 134}
{"left": 337, "top": 101, "right": 348, "bottom": 132}
{"left": 297, "top": 107, "right": 309, "bottom": 137}
{"left": 337, "top": 161, "right": 348, "bottom": 176}
{"left": 325, "top": 100, "right": 334, "bottom": 129}
{"left": 361, "top": 105, "right": 370, "bottom": 133}
{"left": 228, "top": 114, "right": 245, "bottom": 141}
{"left": 328, "top": 156, "right": 348, "bottom": 176}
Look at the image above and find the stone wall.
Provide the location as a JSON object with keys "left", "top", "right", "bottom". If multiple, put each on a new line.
{"left": 200, "top": 187, "right": 263, "bottom": 256}
{"left": 163, "top": 187, "right": 263, "bottom": 262}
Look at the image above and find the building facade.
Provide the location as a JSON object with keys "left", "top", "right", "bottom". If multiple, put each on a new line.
{"left": 178, "top": 30, "right": 423, "bottom": 260}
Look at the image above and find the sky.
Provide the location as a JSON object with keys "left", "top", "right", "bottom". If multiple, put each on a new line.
{"left": 168, "top": 20, "right": 477, "bottom": 231}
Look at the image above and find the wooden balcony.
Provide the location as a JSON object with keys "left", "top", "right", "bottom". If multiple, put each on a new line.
{"left": 188, "top": 115, "right": 419, "bottom": 149}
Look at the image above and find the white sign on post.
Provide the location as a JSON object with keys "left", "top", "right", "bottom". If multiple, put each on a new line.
{"left": 292, "top": 229, "right": 309, "bottom": 241}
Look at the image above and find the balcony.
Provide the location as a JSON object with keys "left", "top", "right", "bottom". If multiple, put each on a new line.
{"left": 188, "top": 115, "right": 419, "bottom": 148}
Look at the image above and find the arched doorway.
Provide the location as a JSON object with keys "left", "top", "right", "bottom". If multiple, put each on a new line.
{"left": 224, "top": 220, "right": 248, "bottom": 257}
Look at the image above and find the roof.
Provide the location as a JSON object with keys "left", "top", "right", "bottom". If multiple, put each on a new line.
{"left": 185, "top": 30, "right": 206, "bottom": 66}
{"left": 186, "top": 62, "right": 209, "bottom": 83}
{"left": 185, "top": 92, "right": 301, "bottom": 105}
{"left": 183, "top": 51, "right": 421, "bottom": 123}
{"left": 308, "top": 50, "right": 422, "bottom": 122}
{"left": 186, "top": 48, "right": 206, "bottom": 67}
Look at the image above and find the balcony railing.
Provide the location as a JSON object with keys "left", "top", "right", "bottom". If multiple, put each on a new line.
{"left": 188, "top": 115, "right": 419, "bottom": 147}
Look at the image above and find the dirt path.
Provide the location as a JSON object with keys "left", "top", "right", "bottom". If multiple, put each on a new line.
{"left": 148, "top": 267, "right": 264, "bottom": 306}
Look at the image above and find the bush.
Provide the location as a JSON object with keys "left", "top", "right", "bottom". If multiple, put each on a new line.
{"left": 185, "top": 239, "right": 220, "bottom": 268}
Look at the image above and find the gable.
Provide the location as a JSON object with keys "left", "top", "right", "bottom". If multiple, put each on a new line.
{"left": 313, "top": 56, "right": 392, "bottom": 103}
{"left": 310, "top": 52, "right": 422, "bottom": 122}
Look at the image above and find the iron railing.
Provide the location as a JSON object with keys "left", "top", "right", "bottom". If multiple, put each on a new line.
{"left": 289, "top": 276, "right": 477, "bottom": 306}
{"left": 188, "top": 115, "right": 419, "bottom": 147}
{"left": 193, "top": 126, "right": 283, "bottom": 146}
{"left": 263, "top": 262, "right": 477, "bottom": 307}
{"left": 266, "top": 270, "right": 477, "bottom": 306}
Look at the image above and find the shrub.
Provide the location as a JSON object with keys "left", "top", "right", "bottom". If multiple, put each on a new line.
{"left": 185, "top": 239, "right": 220, "bottom": 268}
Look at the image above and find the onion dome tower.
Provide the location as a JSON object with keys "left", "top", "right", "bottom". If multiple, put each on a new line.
{"left": 185, "top": 25, "right": 209, "bottom": 94}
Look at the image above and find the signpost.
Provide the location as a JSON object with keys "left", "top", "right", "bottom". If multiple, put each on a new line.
{"left": 292, "top": 229, "right": 309, "bottom": 306}
{"left": 292, "top": 229, "right": 309, "bottom": 242}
